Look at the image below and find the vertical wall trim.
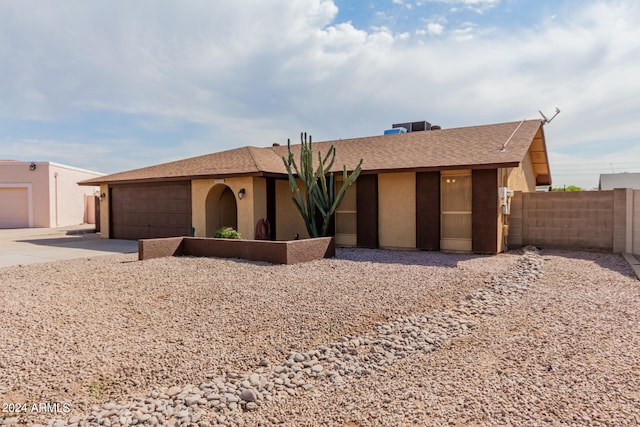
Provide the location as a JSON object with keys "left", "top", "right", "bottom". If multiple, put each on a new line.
{"left": 626, "top": 189, "right": 633, "bottom": 253}
{"left": 108, "top": 187, "right": 113, "bottom": 239}
{"left": 356, "top": 174, "right": 378, "bottom": 248}
{"left": 633, "top": 190, "right": 640, "bottom": 256}
{"left": 416, "top": 172, "right": 440, "bottom": 250}
{"left": 266, "top": 178, "right": 277, "bottom": 240}
{"left": 472, "top": 169, "right": 499, "bottom": 254}
{"left": 613, "top": 188, "right": 631, "bottom": 253}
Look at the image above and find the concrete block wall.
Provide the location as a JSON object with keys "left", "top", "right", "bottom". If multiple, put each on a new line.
{"left": 612, "top": 188, "right": 632, "bottom": 253}
{"left": 508, "top": 190, "right": 620, "bottom": 252}
{"left": 634, "top": 190, "right": 640, "bottom": 255}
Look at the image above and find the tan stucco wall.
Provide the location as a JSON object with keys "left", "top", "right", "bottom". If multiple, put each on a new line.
{"left": 99, "top": 184, "right": 109, "bottom": 237}
{"left": 49, "top": 163, "right": 100, "bottom": 227}
{"left": 275, "top": 179, "right": 310, "bottom": 240}
{"left": 253, "top": 177, "right": 267, "bottom": 234}
{"left": 499, "top": 152, "right": 539, "bottom": 251}
{"left": 0, "top": 161, "right": 100, "bottom": 228}
{"left": 192, "top": 177, "right": 265, "bottom": 239}
{"left": 378, "top": 172, "right": 416, "bottom": 249}
{"left": 192, "top": 180, "right": 210, "bottom": 237}
{"left": 506, "top": 151, "right": 537, "bottom": 192}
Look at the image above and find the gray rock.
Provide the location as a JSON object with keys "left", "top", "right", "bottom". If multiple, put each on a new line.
{"left": 205, "top": 392, "right": 221, "bottom": 401}
{"left": 240, "top": 388, "right": 258, "bottom": 402}
{"left": 185, "top": 395, "right": 200, "bottom": 406}
{"left": 249, "top": 373, "right": 261, "bottom": 386}
{"left": 167, "top": 386, "right": 181, "bottom": 397}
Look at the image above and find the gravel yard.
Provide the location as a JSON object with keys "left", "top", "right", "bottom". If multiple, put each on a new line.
{"left": 1, "top": 248, "right": 638, "bottom": 426}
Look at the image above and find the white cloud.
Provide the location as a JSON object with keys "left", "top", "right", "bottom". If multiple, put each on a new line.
{"left": 0, "top": 0, "right": 638, "bottom": 189}
{"left": 427, "top": 22, "right": 445, "bottom": 35}
{"left": 424, "top": 0, "right": 500, "bottom": 14}
{"left": 450, "top": 22, "right": 476, "bottom": 40}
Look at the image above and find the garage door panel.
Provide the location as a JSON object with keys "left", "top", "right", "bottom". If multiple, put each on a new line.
{"left": 146, "top": 200, "right": 182, "bottom": 213}
{"left": 0, "top": 188, "right": 29, "bottom": 228}
{"left": 115, "top": 225, "right": 184, "bottom": 240}
{"left": 110, "top": 182, "right": 192, "bottom": 240}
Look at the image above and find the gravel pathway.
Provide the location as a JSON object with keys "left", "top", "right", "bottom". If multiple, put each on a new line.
{"left": 1, "top": 248, "right": 638, "bottom": 426}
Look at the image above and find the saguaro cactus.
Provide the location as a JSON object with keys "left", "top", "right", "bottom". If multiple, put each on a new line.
{"left": 282, "top": 132, "right": 363, "bottom": 238}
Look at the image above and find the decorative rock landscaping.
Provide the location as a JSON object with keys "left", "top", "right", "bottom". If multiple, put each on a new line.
{"left": 2, "top": 247, "right": 638, "bottom": 426}
{"left": 34, "top": 248, "right": 543, "bottom": 426}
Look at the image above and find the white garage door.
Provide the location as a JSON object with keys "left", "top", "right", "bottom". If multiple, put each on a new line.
{"left": 0, "top": 187, "right": 29, "bottom": 228}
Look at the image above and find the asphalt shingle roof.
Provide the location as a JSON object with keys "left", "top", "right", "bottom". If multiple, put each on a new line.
{"left": 80, "top": 119, "right": 547, "bottom": 185}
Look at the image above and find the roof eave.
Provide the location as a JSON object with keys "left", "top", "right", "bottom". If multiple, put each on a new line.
{"left": 357, "top": 162, "right": 522, "bottom": 175}
{"left": 79, "top": 171, "right": 273, "bottom": 186}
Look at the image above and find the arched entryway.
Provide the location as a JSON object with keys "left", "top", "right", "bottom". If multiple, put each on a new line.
{"left": 205, "top": 185, "right": 238, "bottom": 236}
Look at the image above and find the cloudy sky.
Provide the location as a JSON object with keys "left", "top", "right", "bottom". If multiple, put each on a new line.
{"left": 1, "top": 0, "right": 638, "bottom": 189}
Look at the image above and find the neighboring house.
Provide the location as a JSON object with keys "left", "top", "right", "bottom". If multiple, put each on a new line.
{"left": 80, "top": 119, "right": 552, "bottom": 254}
{"left": 0, "top": 160, "right": 103, "bottom": 229}
{"left": 598, "top": 173, "right": 640, "bottom": 190}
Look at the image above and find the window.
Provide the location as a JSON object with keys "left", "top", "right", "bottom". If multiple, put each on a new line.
{"left": 334, "top": 180, "right": 357, "bottom": 246}
{"left": 441, "top": 172, "right": 472, "bottom": 251}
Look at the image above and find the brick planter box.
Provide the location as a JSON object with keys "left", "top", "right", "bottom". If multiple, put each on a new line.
{"left": 138, "top": 237, "right": 335, "bottom": 265}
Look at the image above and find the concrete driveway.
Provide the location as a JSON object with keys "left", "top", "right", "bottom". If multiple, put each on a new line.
{"left": 0, "top": 225, "right": 138, "bottom": 268}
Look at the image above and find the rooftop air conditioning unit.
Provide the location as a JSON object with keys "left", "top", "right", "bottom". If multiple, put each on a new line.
{"left": 393, "top": 121, "right": 432, "bottom": 132}
{"left": 384, "top": 127, "right": 407, "bottom": 135}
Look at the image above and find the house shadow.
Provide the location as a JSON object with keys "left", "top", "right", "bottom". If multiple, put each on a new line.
{"left": 520, "top": 247, "right": 637, "bottom": 279}
{"left": 334, "top": 247, "right": 487, "bottom": 268}
{"left": 15, "top": 234, "right": 138, "bottom": 254}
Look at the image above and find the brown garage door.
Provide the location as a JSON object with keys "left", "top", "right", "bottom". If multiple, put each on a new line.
{"left": 110, "top": 181, "right": 192, "bottom": 240}
{"left": 0, "top": 187, "right": 29, "bottom": 228}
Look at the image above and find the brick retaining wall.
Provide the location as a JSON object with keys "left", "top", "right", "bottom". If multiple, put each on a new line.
{"left": 138, "top": 236, "right": 335, "bottom": 264}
